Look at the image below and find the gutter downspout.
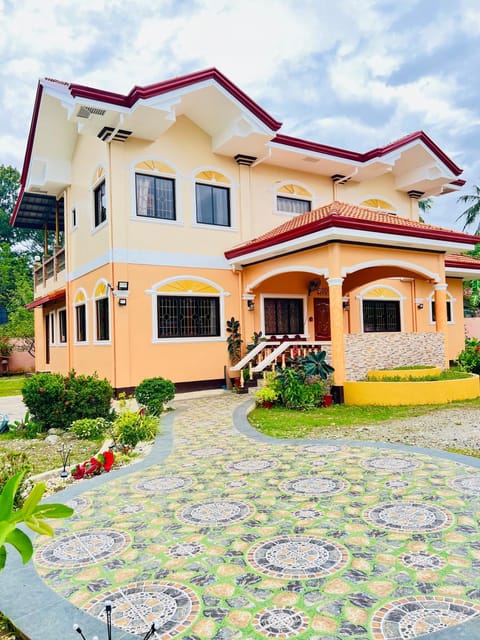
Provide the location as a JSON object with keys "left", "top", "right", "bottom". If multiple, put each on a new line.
{"left": 107, "top": 140, "right": 117, "bottom": 393}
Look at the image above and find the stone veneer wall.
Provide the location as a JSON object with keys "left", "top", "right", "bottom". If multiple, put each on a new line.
{"left": 345, "top": 332, "right": 446, "bottom": 381}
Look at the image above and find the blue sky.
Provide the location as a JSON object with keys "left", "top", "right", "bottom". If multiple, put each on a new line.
{"left": 1, "top": 0, "right": 479, "bottom": 231}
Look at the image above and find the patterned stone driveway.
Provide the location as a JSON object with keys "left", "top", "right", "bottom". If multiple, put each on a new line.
{"left": 27, "top": 394, "right": 480, "bottom": 638}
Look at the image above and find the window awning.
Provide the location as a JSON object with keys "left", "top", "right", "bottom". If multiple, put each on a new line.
{"left": 26, "top": 289, "right": 66, "bottom": 310}
{"left": 11, "top": 188, "right": 64, "bottom": 231}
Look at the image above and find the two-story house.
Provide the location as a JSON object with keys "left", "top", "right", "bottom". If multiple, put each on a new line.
{"left": 11, "top": 68, "right": 480, "bottom": 398}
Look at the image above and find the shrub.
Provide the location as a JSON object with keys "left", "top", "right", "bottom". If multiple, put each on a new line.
{"left": 22, "top": 371, "right": 113, "bottom": 431}
{"left": 70, "top": 418, "right": 110, "bottom": 440}
{"left": 456, "top": 338, "right": 480, "bottom": 375}
{"left": 134, "top": 377, "right": 175, "bottom": 415}
{"left": 113, "top": 410, "right": 158, "bottom": 448}
{"left": 0, "top": 450, "right": 32, "bottom": 508}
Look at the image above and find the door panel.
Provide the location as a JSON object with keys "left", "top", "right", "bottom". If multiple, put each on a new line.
{"left": 314, "top": 299, "right": 331, "bottom": 341}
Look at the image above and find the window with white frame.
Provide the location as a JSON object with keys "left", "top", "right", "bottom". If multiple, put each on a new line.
{"left": 195, "top": 170, "right": 231, "bottom": 227}
{"left": 157, "top": 296, "right": 220, "bottom": 338}
{"left": 430, "top": 294, "right": 454, "bottom": 324}
{"left": 92, "top": 167, "right": 107, "bottom": 228}
{"left": 58, "top": 308, "right": 67, "bottom": 343}
{"left": 94, "top": 282, "right": 110, "bottom": 342}
{"left": 276, "top": 184, "right": 312, "bottom": 215}
{"left": 136, "top": 174, "right": 176, "bottom": 220}
{"left": 48, "top": 311, "right": 55, "bottom": 345}
{"left": 74, "top": 290, "right": 87, "bottom": 343}
{"left": 363, "top": 300, "right": 401, "bottom": 332}
{"left": 264, "top": 297, "right": 304, "bottom": 335}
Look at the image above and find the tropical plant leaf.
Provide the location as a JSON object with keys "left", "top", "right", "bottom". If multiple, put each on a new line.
{"left": 33, "top": 503, "right": 74, "bottom": 519}
{"left": 24, "top": 515, "right": 54, "bottom": 537}
{"left": 5, "top": 527, "right": 33, "bottom": 564}
{"left": 0, "top": 546, "right": 6, "bottom": 570}
{"left": 20, "top": 482, "right": 45, "bottom": 518}
{"left": 0, "top": 471, "right": 25, "bottom": 521}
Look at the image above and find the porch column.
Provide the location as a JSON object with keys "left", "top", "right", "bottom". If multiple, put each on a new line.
{"left": 434, "top": 283, "right": 449, "bottom": 368}
{"left": 327, "top": 277, "right": 346, "bottom": 386}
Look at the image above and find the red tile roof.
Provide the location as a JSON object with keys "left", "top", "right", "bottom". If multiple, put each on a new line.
{"left": 445, "top": 254, "right": 480, "bottom": 269}
{"left": 225, "top": 201, "right": 479, "bottom": 260}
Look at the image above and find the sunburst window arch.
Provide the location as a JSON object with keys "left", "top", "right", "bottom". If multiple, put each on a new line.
{"left": 274, "top": 180, "right": 314, "bottom": 216}
{"left": 360, "top": 197, "right": 396, "bottom": 213}
{"left": 146, "top": 276, "right": 229, "bottom": 343}
{"left": 92, "top": 279, "right": 111, "bottom": 343}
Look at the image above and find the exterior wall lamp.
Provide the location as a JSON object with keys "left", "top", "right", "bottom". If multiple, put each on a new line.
{"left": 415, "top": 298, "right": 424, "bottom": 310}
{"left": 342, "top": 297, "right": 350, "bottom": 311}
{"left": 117, "top": 281, "right": 129, "bottom": 291}
{"left": 243, "top": 294, "right": 256, "bottom": 311}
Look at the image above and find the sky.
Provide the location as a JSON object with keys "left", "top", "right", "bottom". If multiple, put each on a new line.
{"left": 0, "top": 0, "right": 479, "bottom": 231}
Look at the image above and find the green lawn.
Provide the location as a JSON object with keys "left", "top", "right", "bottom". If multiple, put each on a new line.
{"left": 0, "top": 376, "right": 25, "bottom": 397}
{"left": 248, "top": 397, "right": 480, "bottom": 439}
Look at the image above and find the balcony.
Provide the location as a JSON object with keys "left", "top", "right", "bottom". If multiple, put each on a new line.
{"left": 33, "top": 247, "right": 66, "bottom": 295}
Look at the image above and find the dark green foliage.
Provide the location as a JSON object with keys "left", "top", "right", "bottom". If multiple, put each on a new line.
{"left": 275, "top": 367, "right": 324, "bottom": 409}
{"left": 70, "top": 418, "right": 110, "bottom": 440}
{"left": 302, "top": 351, "right": 335, "bottom": 379}
{"left": 226, "top": 317, "right": 242, "bottom": 365}
{"left": 456, "top": 338, "right": 480, "bottom": 375}
{"left": 22, "top": 371, "right": 113, "bottom": 431}
{"left": 113, "top": 411, "right": 158, "bottom": 448}
{"left": 0, "top": 450, "right": 32, "bottom": 508}
{"left": 134, "top": 377, "right": 175, "bottom": 415}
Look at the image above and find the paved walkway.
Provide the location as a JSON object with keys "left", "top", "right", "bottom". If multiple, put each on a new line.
{"left": 1, "top": 392, "right": 480, "bottom": 639}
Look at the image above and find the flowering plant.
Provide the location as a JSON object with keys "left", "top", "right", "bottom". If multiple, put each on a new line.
{"left": 71, "top": 450, "right": 114, "bottom": 480}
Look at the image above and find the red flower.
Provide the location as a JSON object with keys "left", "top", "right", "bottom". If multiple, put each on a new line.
{"left": 102, "top": 450, "right": 114, "bottom": 472}
{"left": 39, "top": 387, "right": 44, "bottom": 393}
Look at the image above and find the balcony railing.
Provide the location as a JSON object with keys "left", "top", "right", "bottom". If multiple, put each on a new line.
{"left": 34, "top": 247, "right": 65, "bottom": 289}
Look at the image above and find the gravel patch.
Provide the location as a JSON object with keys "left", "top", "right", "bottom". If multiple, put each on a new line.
{"left": 319, "top": 406, "right": 480, "bottom": 451}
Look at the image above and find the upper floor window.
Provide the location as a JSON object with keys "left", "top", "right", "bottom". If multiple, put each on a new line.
{"left": 276, "top": 184, "right": 312, "bottom": 215}
{"left": 92, "top": 165, "right": 107, "bottom": 228}
{"left": 195, "top": 170, "right": 231, "bottom": 227}
{"left": 136, "top": 174, "right": 175, "bottom": 220}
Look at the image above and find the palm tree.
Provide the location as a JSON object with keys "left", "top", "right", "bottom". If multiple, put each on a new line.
{"left": 457, "top": 183, "right": 480, "bottom": 233}
{"left": 418, "top": 197, "right": 433, "bottom": 222}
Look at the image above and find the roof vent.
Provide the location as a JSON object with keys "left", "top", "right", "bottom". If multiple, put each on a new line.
{"left": 77, "top": 106, "right": 107, "bottom": 118}
{"left": 408, "top": 190, "right": 425, "bottom": 199}
{"left": 97, "top": 127, "right": 132, "bottom": 142}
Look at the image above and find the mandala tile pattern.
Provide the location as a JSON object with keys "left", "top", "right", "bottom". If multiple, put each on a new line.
{"left": 364, "top": 501, "right": 454, "bottom": 532}
{"left": 136, "top": 475, "right": 193, "bottom": 493}
{"left": 385, "top": 480, "right": 410, "bottom": 489}
{"left": 119, "top": 504, "right": 144, "bottom": 514}
{"left": 178, "top": 499, "right": 253, "bottom": 525}
{"left": 450, "top": 475, "right": 480, "bottom": 494}
{"left": 35, "top": 530, "right": 130, "bottom": 567}
{"left": 303, "top": 444, "right": 341, "bottom": 454}
{"left": 225, "top": 457, "right": 278, "bottom": 473}
{"left": 167, "top": 542, "right": 204, "bottom": 558}
{"left": 400, "top": 552, "right": 447, "bottom": 570}
{"left": 372, "top": 596, "right": 480, "bottom": 640}
{"left": 190, "top": 446, "right": 228, "bottom": 457}
{"left": 86, "top": 581, "right": 200, "bottom": 637}
{"left": 65, "top": 496, "right": 90, "bottom": 512}
{"left": 247, "top": 536, "right": 349, "bottom": 578}
{"left": 293, "top": 508, "right": 322, "bottom": 520}
{"left": 281, "top": 475, "right": 347, "bottom": 496}
{"left": 254, "top": 607, "right": 309, "bottom": 638}
{"left": 362, "top": 456, "right": 421, "bottom": 472}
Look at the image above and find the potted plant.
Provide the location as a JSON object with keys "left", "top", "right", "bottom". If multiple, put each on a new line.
{"left": 226, "top": 317, "right": 243, "bottom": 388}
{"left": 322, "top": 378, "right": 334, "bottom": 407}
{"left": 254, "top": 386, "right": 279, "bottom": 408}
{"left": 0, "top": 339, "right": 14, "bottom": 358}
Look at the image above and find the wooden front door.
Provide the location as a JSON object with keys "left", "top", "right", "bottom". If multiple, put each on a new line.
{"left": 314, "top": 299, "right": 331, "bottom": 341}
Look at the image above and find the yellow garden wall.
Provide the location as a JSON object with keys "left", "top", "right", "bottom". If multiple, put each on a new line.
{"left": 344, "top": 374, "right": 480, "bottom": 405}
{"left": 367, "top": 368, "right": 442, "bottom": 379}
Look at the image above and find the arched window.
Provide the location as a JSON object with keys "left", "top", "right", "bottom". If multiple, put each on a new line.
{"left": 359, "top": 285, "right": 404, "bottom": 333}
{"left": 276, "top": 183, "right": 312, "bottom": 215}
{"left": 194, "top": 169, "right": 232, "bottom": 227}
{"left": 134, "top": 160, "right": 177, "bottom": 221}
{"left": 149, "top": 277, "right": 225, "bottom": 342}
{"left": 92, "top": 167, "right": 107, "bottom": 228}
{"left": 94, "top": 281, "right": 110, "bottom": 342}
{"left": 74, "top": 289, "right": 88, "bottom": 343}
